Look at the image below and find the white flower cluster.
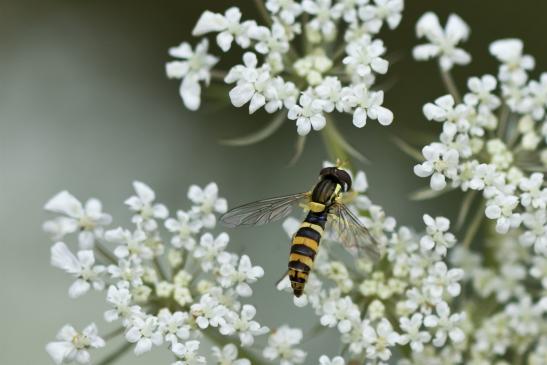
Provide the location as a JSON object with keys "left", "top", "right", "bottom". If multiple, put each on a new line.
{"left": 279, "top": 165, "right": 465, "bottom": 363}
{"left": 413, "top": 33, "right": 547, "bottom": 248}
{"left": 448, "top": 238, "right": 547, "bottom": 364}
{"left": 411, "top": 12, "right": 547, "bottom": 364}
{"left": 44, "top": 182, "right": 270, "bottom": 364}
{"left": 166, "top": 1, "right": 405, "bottom": 135}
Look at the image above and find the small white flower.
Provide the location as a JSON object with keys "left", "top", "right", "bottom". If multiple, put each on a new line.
{"left": 50, "top": 242, "right": 105, "bottom": 298}
{"left": 464, "top": 74, "right": 501, "bottom": 111}
{"left": 225, "top": 52, "right": 273, "bottom": 114}
{"left": 44, "top": 191, "right": 112, "bottom": 249}
{"left": 218, "top": 254, "right": 264, "bottom": 297}
{"left": 194, "top": 232, "right": 230, "bottom": 271}
{"left": 266, "top": 0, "right": 303, "bottom": 25}
{"left": 192, "top": 7, "right": 256, "bottom": 52}
{"left": 288, "top": 91, "right": 328, "bottom": 135}
{"left": 343, "top": 35, "right": 388, "bottom": 77}
{"left": 302, "top": 0, "right": 342, "bottom": 43}
{"left": 263, "top": 325, "right": 307, "bottom": 365}
{"left": 190, "top": 294, "right": 227, "bottom": 329}
{"left": 359, "top": 0, "right": 404, "bottom": 32}
{"left": 413, "top": 12, "right": 471, "bottom": 70}
{"left": 166, "top": 39, "right": 219, "bottom": 110}
{"left": 187, "top": 182, "right": 227, "bottom": 228}
{"left": 319, "top": 355, "right": 345, "bottom": 365}
{"left": 489, "top": 38, "right": 535, "bottom": 85}
{"left": 424, "top": 262, "right": 464, "bottom": 298}
{"left": 414, "top": 143, "right": 459, "bottom": 190}
{"left": 165, "top": 210, "right": 202, "bottom": 250}
{"left": 362, "top": 319, "right": 400, "bottom": 361}
{"left": 105, "top": 227, "right": 153, "bottom": 260}
{"left": 125, "top": 315, "right": 164, "bottom": 355}
{"left": 320, "top": 296, "right": 360, "bottom": 333}
{"left": 346, "top": 84, "right": 393, "bottom": 127}
{"left": 158, "top": 309, "right": 191, "bottom": 345}
{"left": 420, "top": 215, "right": 456, "bottom": 256}
{"left": 519, "top": 172, "right": 547, "bottom": 209}
{"left": 46, "top": 323, "right": 105, "bottom": 365}
{"left": 485, "top": 191, "right": 522, "bottom": 234}
{"left": 172, "top": 340, "right": 206, "bottom": 365}
{"left": 225, "top": 304, "right": 269, "bottom": 347}
{"left": 424, "top": 301, "right": 465, "bottom": 347}
{"left": 398, "top": 313, "right": 431, "bottom": 352}
{"left": 212, "top": 344, "right": 250, "bottom": 365}
{"left": 124, "top": 181, "right": 168, "bottom": 231}
{"left": 104, "top": 285, "right": 141, "bottom": 324}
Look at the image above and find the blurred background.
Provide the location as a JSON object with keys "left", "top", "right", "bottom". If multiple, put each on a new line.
{"left": 1, "top": 0, "right": 545, "bottom": 363}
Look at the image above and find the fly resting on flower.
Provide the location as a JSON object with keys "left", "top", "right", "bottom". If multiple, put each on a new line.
{"left": 220, "top": 167, "right": 379, "bottom": 297}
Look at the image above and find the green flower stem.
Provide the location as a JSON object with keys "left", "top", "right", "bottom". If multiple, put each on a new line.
{"left": 438, "top": 64, "right": 461, "bottom": 104}
{"left": 497, "top": 103, "right": 511, "bottom": 140}
{"left": 102, "top": 326, "right": 125, "bottom": 341}
{"left": 96, "top": 341, "right": 132, "bottom": 365}
{"left": 154, "top": 256, "right": 169, "bottom": 281}
{"left": 210, "top": 69, "right": 227, "bottom": 82}
{"left": 322, "top": 117, "right": 351, "bottom": 165}
{"left": 95, "top": 242, "right": 118, "bottom": 265}
{"left": 462, "top": 199, "right": 485, "bottom": 248}
{"left": 203, "top": 329, "right": 266, "bottom": 365}
{"left": 321, "top": 116, "right": 368, "bottom": 167}
{"left": 253, "top": 0, "right": 272, "bottom": 26}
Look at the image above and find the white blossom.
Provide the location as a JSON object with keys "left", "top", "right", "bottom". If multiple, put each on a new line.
{"left": 413, "top": 12, "right": 471, "bottom": 70}
{"left": 50, "top": 242, "right": 105, "bottom": 298}
{"left": 46, "top": 323, "right": 105, "bottom": 365}
{"left": 263, "top": 326, "right": 306, "bottom": 365}
{"left": 166, "top": 40, "right": 218, "bottom": 110}
{"left": 192, "top": 7, "right": 256, "bottom": 52}
{"left": 44, "top": 191, "right": 111, "bottom": 249}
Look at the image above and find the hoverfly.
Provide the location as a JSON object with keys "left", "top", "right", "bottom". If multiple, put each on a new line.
{"left": 220, "top": 166, "right": 380, "bottom": 297}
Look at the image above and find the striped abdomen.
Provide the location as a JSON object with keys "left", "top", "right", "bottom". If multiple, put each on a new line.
{"left": 288, "top": 210, "right": 327, "bottom": 297}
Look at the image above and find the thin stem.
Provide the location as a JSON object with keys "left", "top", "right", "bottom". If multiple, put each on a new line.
{"left": 462, "top": 200, "right": 485, "bottom": 248}
{"left": 438, "top": 64, "right": 461, "bottom": 103}
{"left": 102, "top": 326, "right": 125, "bottom": 341}
{"left": 456, "top": 190, "right": 478, "bottom": 231}
{"left": 321, "top": 116, "right": 368, "bottom": 167}
{"left": 96, "top": 341, "right": 132, "bottom": 365}
{"left": 95, "top": 242, "right": 117, "bottom": 264}
{"left": 497, "top": 103, "right": 510, "bottom": 140}
{"left": 154, "top": 256, "right": 169, "bottom": 281}
{"left": 253, "top": 0, "right": 272, "bottom": 26}
{"left": 210, "top": 69, "right": 227, "bottom": 82}
{"left": 321, "top": 117, "right": 350, "bottom": 165}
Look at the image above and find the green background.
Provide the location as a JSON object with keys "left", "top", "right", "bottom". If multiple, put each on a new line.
{"left": 0, "top": 0, "right": 545, "bottom": 363}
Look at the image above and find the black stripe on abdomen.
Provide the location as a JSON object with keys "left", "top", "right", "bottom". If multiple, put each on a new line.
{"left": 295, "top": 227, "right": 321, "bottom": 242}
{"left": 290, "top": 244, "right": 316, "bottom": 258}
{"left": 304, "top": 211, "right": 328, "bottom": 228}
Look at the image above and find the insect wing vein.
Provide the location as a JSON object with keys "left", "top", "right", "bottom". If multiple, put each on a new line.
{"left": 220, "top": 192, "right": 309, "bottom": 228}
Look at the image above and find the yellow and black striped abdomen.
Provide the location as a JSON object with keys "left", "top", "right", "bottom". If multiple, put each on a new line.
{"left": 288, "top": 210, "right": 327, "bottom": 297}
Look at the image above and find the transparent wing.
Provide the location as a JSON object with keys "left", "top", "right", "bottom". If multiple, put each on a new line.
{"left": 220, "top": 192, "right": 310, "bottom": 228}
{"left": 328, "top": 203, "right": 380, "bottom": 262}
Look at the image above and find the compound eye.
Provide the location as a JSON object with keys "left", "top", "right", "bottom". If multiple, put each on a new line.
{"left": 335, "top": 169, "right": 352, "bottom": 192}
{"left": 319, "top": 167, "right": 336, "bottom": 177}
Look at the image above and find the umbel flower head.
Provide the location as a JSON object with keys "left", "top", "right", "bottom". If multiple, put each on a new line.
{"left": 44, "top": 168, "right": 469, "bottom": 364}
{"left": 44, "top": 181, "right": 271, "bottom": 364}
{"left": 166, "top": 1, "right": 403, "bottom": 141}
{"left": 408, "top": 11, "right": 547, "bottom": 365}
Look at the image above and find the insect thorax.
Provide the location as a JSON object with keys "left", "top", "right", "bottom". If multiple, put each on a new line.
{"left": 311, "top": 178, "right": 341, "bottom": 205}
